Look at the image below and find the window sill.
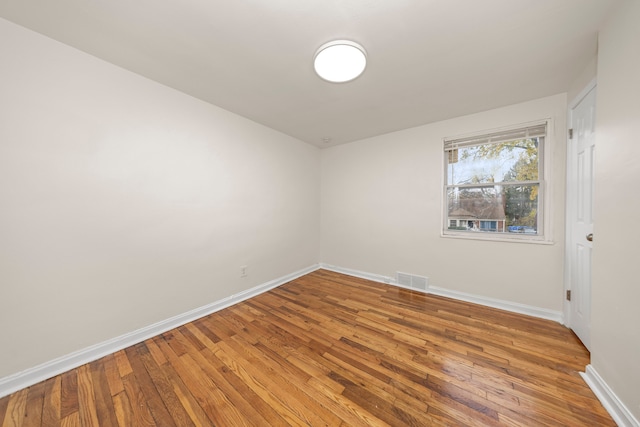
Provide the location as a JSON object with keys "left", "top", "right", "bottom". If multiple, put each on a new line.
{"left": 441, "top": 231, "right": 555, "bottom": 245}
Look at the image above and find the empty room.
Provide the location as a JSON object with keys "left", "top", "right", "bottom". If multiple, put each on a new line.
{"left": 1, "top": 0, "right": 638, "bottom": 426}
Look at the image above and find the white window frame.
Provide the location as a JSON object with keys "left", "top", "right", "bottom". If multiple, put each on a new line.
{"left": 441, "top": 119, "right": 553, "bottom": 244}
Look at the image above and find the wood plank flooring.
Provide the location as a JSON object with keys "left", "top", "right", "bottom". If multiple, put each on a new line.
{"left": 0, "top": 269, "right": 615, "bottom": 426}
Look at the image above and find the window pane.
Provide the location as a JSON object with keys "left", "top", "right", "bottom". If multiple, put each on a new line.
{"left": 447, "top": 138, "right": 540, "bottom": 185}
{"left": 447, "top": 186, "right": 505, "bottom": 232}
{"left": 504, "top": 184, "right": 539, "bottom": 233}
{"left": 447, "top": 184, "right": 538, "bottom": 234}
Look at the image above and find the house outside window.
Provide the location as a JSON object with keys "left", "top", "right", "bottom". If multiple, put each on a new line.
{"left": 443, "top": 121, "right": 547, "bottom": 241}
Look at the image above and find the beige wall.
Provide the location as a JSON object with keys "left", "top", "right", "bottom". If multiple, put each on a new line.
{"left": 0, "top": 18, "right": 320, "bottom": 378}
{"left": 321, "top": 94, "right": 567, "bottom": 311}
{"left": 592, "top": 0, "right": 640, "bottom": 420}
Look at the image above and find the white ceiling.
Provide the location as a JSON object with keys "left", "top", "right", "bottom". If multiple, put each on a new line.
{"left": 0, "top": 0, "right": 617, "bottom": 147}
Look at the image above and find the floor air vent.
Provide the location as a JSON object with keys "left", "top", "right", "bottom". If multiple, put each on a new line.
{"left": 396, "top": 272, "right": 428, "bottom": 291}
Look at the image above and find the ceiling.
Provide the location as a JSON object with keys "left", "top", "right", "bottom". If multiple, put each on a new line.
{"left": 0, "top": 0, "right": 618, "bottom": 147}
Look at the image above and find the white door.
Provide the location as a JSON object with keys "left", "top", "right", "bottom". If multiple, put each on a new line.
{"left": 568, "top": 85, "right": 596, "bottom": 350}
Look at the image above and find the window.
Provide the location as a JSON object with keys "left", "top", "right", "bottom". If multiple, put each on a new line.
{"left": 443, "top": 122, "right": 547, "bottom": 240}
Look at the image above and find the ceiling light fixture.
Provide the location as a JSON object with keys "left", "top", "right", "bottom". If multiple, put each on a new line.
{"left": 313, "top": 40, "right": 367, "bottom": 83}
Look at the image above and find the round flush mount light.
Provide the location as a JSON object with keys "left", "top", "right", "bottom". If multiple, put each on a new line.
{"left": 314, "top": 40, "right": 367, "bottom": 83}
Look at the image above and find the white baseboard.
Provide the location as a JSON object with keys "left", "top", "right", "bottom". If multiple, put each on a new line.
{"left": 320, "top": 263, "right": 563, "bottom": 323}
{"left": 581, "top": 365, "right": 640, "bottom": 427}
{"left": 0, "top": 264, "right": 320, "bottom": 399}
{"left": 427, "top": 285, "right": 563, "bottom": 323}
{"left": 319, "top": 263, "right": 403, "bottom": 288}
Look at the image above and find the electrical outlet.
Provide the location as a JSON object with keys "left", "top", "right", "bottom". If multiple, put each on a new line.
{"left": 240, "top": 265, "right": 248, "bottom": 278}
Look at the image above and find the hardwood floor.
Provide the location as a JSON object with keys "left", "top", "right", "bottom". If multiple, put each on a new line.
{"left": 0, "top": 269, "right": 615, "bottom": 426}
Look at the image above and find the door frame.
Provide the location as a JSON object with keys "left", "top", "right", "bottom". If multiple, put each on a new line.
{"left": 563, "top": 77, "right": 597, "bottom": 333}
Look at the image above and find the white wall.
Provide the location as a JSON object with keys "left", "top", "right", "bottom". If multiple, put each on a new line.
{"left": 592, "top": 0, "right": 640, "bottom": 420}
{"left": 568, "top": 55, "right": 597, "bottom": 104}
{"left": 0, "top": 18, "right": 320, "bottom": 379}
{"left": 321, "top": 94, "right": 567, "bottom": 311}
